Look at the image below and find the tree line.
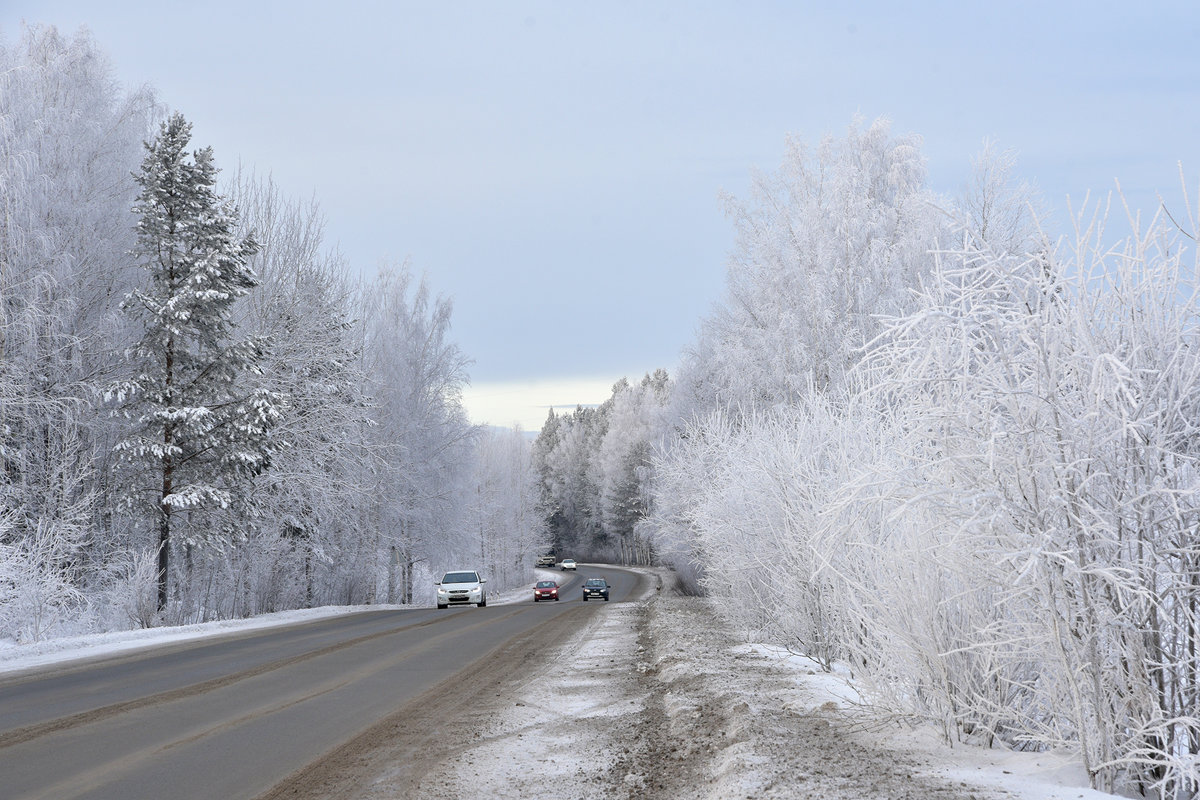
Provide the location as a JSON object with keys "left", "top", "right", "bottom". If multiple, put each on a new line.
{"left": 0, "top": 25, "right": 547, "bottom": 639}
{"left": 531, "top": 369, "right": 670, "bottom": 565}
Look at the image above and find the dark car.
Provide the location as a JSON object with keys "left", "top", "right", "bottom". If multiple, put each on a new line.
{"left": 582, "top": 577, "right": 610, "bottom": 601}
{"left": 533, "top": 580, "right": 559, "bottom": 601}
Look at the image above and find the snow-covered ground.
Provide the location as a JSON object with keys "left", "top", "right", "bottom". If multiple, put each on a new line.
{"left": 1, "top": 569, "right": 1125, "bottom": 799}
{"left": 384, "top": 568, "right": 1127, "bottom": 800}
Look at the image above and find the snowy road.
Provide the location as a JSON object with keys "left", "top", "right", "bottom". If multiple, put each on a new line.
{"left": 0, "top": 567, "right": 648, "bottom": 799}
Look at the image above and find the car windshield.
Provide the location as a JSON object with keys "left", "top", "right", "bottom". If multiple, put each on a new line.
{"left": 442, "top": 572, "right": 479, "bottom": 584}
{"left": 536, "top": 581, "right": 557, "bottom": 588}
{"left": 586, "top": 579, "right": 605, "bottom": 586}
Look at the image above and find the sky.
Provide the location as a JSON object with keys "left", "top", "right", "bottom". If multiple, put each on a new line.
{"left": 3, "top": 1, "right": 1199, "bottom": 430}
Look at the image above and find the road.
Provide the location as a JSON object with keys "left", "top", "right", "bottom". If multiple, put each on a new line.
{"left": 0, "top": 565, "right": 648, "bottom": 800}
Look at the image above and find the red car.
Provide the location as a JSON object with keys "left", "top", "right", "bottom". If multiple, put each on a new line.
{"left": 533, "top": 580, "right": 560, "bottom": 601}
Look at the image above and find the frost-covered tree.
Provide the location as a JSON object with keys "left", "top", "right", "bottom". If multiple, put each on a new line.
{"left": 958, "top": 140, "right": 1045, "bottom": 259}
{"left": 0, "top": 25, "right": 155, "bottom": 579}
{"left": 531, "top": 372, "right": 672, "bottom": 563}
{"left": 652, "top": 127, "right": 1200, "bottom": 794}
{"left": 539, "top": 405, "right": 603, "bottom": 558}
{"left": 531, "top": 409, "right": 568, "bottom": 552}
{"left": 862, "top": 191, "right": 1200, "bottom": 795}
{"left": 595, "top": 370, "right": 671, "bottom": 563}
{"left": 464, "top": 427, "right": 549, "bottom": 590}
{"left": 109, "top": 113, "right": 280, "bottom": 611}
{"left": 674, "top": 117, "right": 948, "bottom": 415}
{"left": 0, "top": 509, "right": 89, "bottom": 643}
{"left": 359, "top": 266, "right": 475, "bottom": 603}
{"left": 229, "top": 172, "right": 372, "bottom": 610}
{"left": 0, "top": 24, "right": 501, "bottom": 632}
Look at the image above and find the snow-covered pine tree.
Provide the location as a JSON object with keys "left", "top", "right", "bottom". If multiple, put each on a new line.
{"left": 109, "top": 113, "right": 280, "bottom": 611}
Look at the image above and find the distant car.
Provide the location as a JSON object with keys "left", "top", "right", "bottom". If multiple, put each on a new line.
{"left": 535, "top": 554, "right": 557, "bottom": 568}
{"left": 582, "top": 577, "right": 609, "bottom": 601}
{"left": 435, "top": 570, "right": 487, "bottom": 608}
{"left": 561, "top": 559, "right": 577, "bottom": 571}
{"left": 533, "top": 580, "right": 559, "bottom": 601}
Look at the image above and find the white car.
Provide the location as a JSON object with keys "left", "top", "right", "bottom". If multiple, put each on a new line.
{"left": 435, "top": 570, "right": 487, "bottom": 608}
{"left": 561, "top": 559, "right": 577, "bottom": 570}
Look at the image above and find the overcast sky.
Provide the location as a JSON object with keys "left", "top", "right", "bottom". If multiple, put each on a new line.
{"left": 4, "top": 2, "right": 1199, "bottom": 430}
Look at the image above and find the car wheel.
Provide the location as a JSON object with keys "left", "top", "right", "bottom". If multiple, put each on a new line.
{"left": 534, "top": 597, "right": 539, "bottom": 602}
{"left": 478, "top": 598, "right": 487, "bottom": 608}
{"left": 437, "top": 603, "right": 447, "bottom": 609}
{"left": 555, "top": 596, "right": 559, "bottom": 601}
{"left": 583, "top": 595, "right": 588, "bottom": 601}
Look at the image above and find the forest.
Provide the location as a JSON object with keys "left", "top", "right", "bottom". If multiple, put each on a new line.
{"left": 5, "top": 22, "right": 1200, "bottom": 799}
{"left": 0, "top": 26, "right": 548, "bottom": 638}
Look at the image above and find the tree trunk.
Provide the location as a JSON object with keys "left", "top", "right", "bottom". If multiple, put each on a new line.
{"left": 158, "top": 463, "right": 172, "bottom": 611}
{"left": 305, "top": 551, "right": 313, "bottom": 608}
{"left": 387, "top": 544, "right": 398, "bottom": 604}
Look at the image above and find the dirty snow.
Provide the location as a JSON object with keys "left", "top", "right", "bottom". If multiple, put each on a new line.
{"left": 395, "top": 568, "right": 1127, "bottom": 800}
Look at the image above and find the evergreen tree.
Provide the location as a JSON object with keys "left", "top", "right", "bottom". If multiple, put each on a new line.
{"left": 109, "top": 113, "right": 280, "bottom": 611}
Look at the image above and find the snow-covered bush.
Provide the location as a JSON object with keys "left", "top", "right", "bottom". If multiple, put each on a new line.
{"left": 92, "top": 548, "right": 159, "bottom": 630}
{"left": 651, "top": 115, "right": 1200, "bottom": 796}
{"left": 865, "top": 194, "right": 1200, "bottom": 795}
{"left": 0, "top": 516, "right": 89, "bottom": 643}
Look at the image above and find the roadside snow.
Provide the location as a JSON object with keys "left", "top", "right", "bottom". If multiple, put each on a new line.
{"left": 393, "top": 568, "right": 1128, "bottom": 800}
{"left": 726, "top": 641, "right": 1122, "bottom": 800}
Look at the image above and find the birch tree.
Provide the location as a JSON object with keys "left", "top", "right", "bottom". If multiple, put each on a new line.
{"left": 359, "top": 266, "right": 474, "bottom": 603}
{"left": 464, "top": 427, "right": 549, "bottom": 590}
{"left": 229, "top": 172, "right": 372, "bottom": 609}
{"left": 675, "top": 117, "right": 947, "bottom": 415}
{"left": 0, "top": 25, "right": 155, "bottom": 586}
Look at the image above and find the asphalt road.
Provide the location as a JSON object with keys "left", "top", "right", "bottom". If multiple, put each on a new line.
{"left": 0, "top": 564, "right": 648, "bottom": 800}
